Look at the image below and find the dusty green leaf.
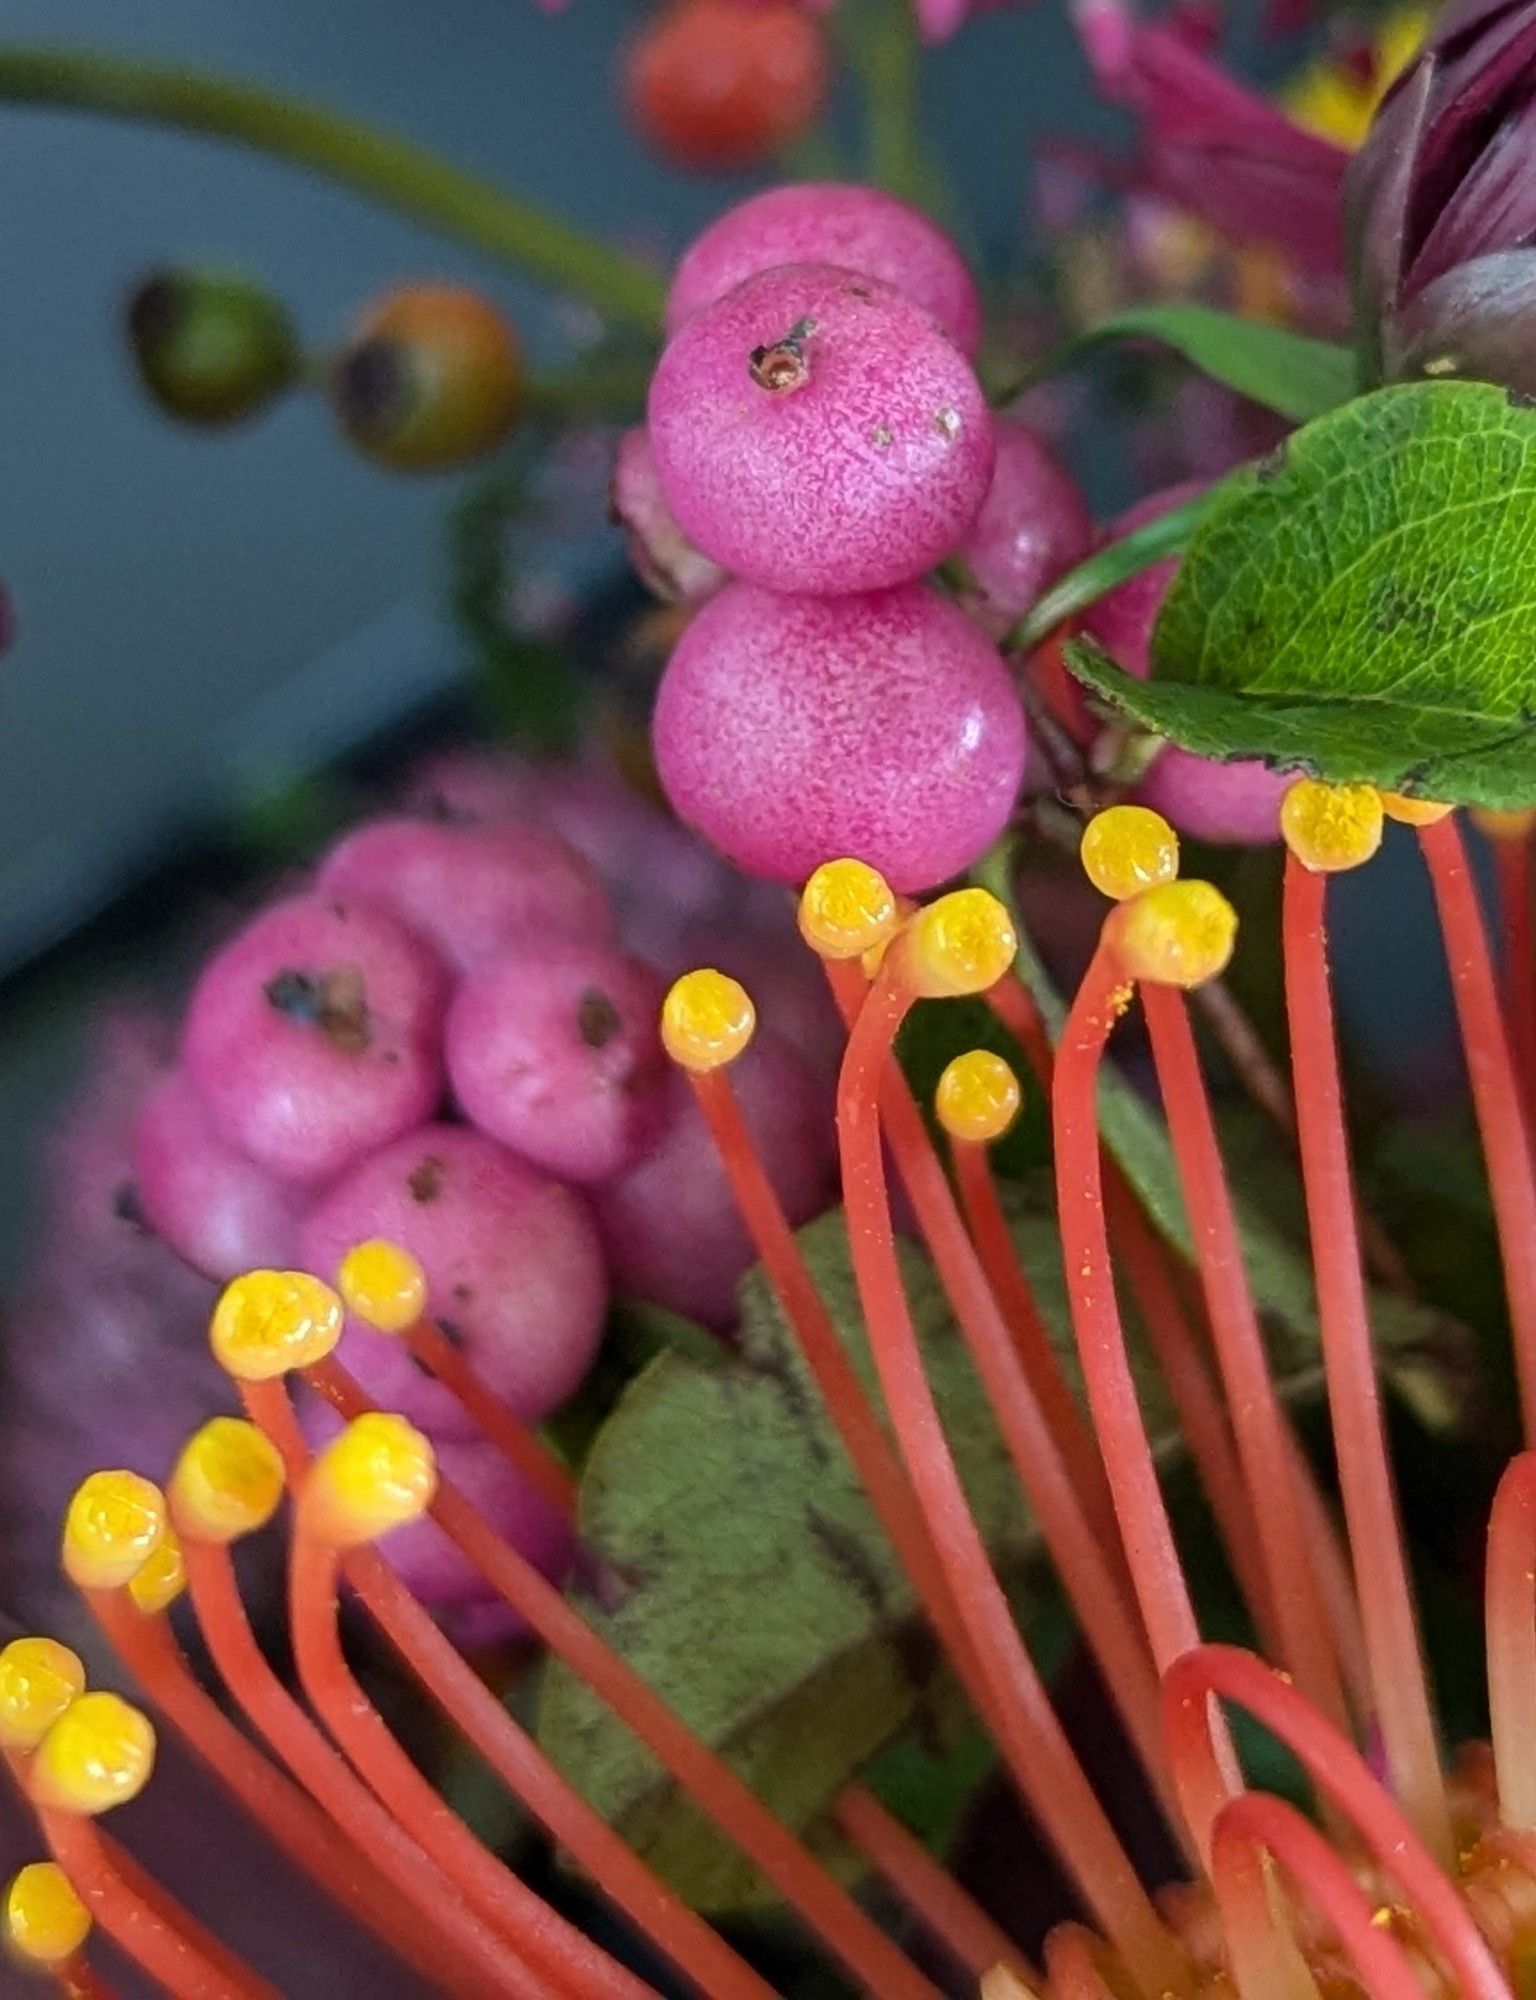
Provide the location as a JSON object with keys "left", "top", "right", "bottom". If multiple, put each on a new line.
{"left": 1067, "top": 381, "right": 1536, "bottom": 806}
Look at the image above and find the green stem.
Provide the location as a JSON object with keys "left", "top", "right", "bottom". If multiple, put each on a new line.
{"left": 837, "top": 0, "right": 922, "bottom": 202}
{"left": 1002, "top": 491, "right": 1216, "bottom": 655}
{"left": 0, "top": 46, "right": 667, "bottom": 333}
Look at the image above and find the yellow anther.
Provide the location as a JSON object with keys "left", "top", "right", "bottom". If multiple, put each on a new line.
{"left": 903, "top": 889, "right": 1018, "bottom": 1000}
{"left": 306, "top": 1413, "right": 437, "bottom": 1548}
{"left": 1079, "top": 805, "right": 1179, "bottom": 901}
{"left": 171, "top": 1418, "right": 285, "bottom": 1546}
{"left": 1107, "top": 880, "right": 1237, "bottom": 989}
{"left": 210, "top": 1269, "right": 344, "bottom": 1381}
{"left": 798, "top": 859, "right": 899, "bottom": 961}
{"left": 1473, "top": 805, "right": 1536, "bottom": 842}
{"left": 337, "top": 1239, "right": 427, "bottom": 1334}
{"left": 61, "top": 1471, "right": 166, "bottom": 1593}
{"left": 1280, "top": 779, "right": 1384, "bottom": 873}
{"left": 1378, "top": 790, "right": 1453, "bottom": 827}
{"left": 935, "top": 1051, "right": 1022, "bottom": 1145}
{"left": 4, "top": 1863, "right": 90, "bottom": 1966}
{"left": 30, "top": 1693, "right": 155, "bottom": 1817}
{"left": 0, "top": 1640, "right": 85, "bottom": 1753}
{"left": 660, "top": 969, "right": 756, "bottom": 1073}
{"left": 127, "top": 1526, "right": 187, "bottom": 1615}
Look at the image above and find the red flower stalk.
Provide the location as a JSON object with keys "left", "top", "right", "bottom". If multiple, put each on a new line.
{"left": 11, "top": 790, "right": 1536, "bottom": 2000}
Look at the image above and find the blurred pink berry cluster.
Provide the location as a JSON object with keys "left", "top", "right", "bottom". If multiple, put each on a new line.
{"left": 617, "top": 182, "right": 1292, "bottom": 881}
{"left": 3, "top": 752, "right": 836, "bottom": 1646}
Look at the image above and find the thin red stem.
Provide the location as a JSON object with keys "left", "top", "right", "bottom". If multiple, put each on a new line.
{"left": 836, "top": 968, "right": 1187, "bottom": 1995}
{"left": 1141, "top": 980, "right": 1347, "bottom": 1736}
{"left": 399, "top": 1321, "right": 577, "bottom": 1517}
{"left": 287, "top": 1513, "right": 639, "bottom": 2000}
{"left": 832, "top": 1783, "right": 1027, "bottom": 1984}
{"left": 1491, "top": 826, "right": 1536, "bottom": 1129}
{"left": 1484, "top": 1452, "right": 1536, "bottom": 1830}
{"left": 1420, "top": 813, "right": 1536, "bottom": 1442}
{"left": 1162, "top": 1645, "right": 1512, "bottom": 2000}
{"left": 177, "top": 1532, "right": 534, "bottom": 2000}
{"left": 58, "top": 1961, "right": 119, "bottom": 2000}
{"left": 1212, "top": 1790, "right": 1424, "bottom": 2000}
{"left": 1281, "top": 855, "right": 1450, "bottom": 1864}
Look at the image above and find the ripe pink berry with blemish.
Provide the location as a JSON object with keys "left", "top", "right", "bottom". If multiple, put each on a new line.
{"left": 648, "top": 263, "right": 993, "bottom": 594}
{"left": 132, "top": 1070, "right": 305, "bottom": 1282}
{"left": 593, "top": 1030, "right": 833, "bottom": 1328}
{"left": 182, "top": 895, "right": 446, "bottom": 1185}
{"left": 299, "top": 1124, "right": 607, "bottom": 1436}
{"left": 317, "top": 815, "right": 612, "bottom": 974}
{"left": 446, "top": 938, "right": 670, "bottom": 1184}
{"left": 666, "top": 182, "right": 982, "bottom": 356}
{"left": 653, "top": 579, "right": 1026, "bottom": 890}
{"left": 955, "top": 419, "right": 1093, "bottom": 636}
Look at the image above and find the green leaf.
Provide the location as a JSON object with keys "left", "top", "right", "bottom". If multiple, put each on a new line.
{"left": 1047, "top": 304, "right": 1356, "bottom": 423}
{"left": 1067, "top": 381, "right": 1536, "bottom": 807}
{"left": 1005, "top": 490, "right": 1217, "bottom": 655}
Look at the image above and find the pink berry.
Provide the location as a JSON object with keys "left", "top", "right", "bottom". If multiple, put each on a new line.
{"left": 1077, "top": 483, "right": 1201, "bottom": 684}
{"left": 400, "top": 752, "right": 534, "bottom": 830}
{"left": 1134, "top": 746, "right": 1289, "bottom": 846}
{"left": 132, "top": 1071, "right": 304, "bottom": 1281}
{"left": 648, "top": 264, "right": 994, "bottom": 594}
{"left": 666, "top": 183, "right": 982, "bottom": 357}
{"left": 611, "top": 427, "right": 727, "bottom": 605}
{"left": 653, "top": 580, "right": 1026, "bottom": 890}
{"left": 299, "top": 1124, "right": 607, "bottom": 1435}
{"left": 955, "top": 420, "right": 1093, "bottom": 636}
{"left": 182, "top": 895, "right": 446, "bottom": 1185}
{"left": 446, "top": 940, "right": 669, "bottom": 1184}
{"left": 317, "top": 816, "right": 612, "bottom": 975}
{"left": 593, "top": 1030, "right": 833, "bottom": 1328}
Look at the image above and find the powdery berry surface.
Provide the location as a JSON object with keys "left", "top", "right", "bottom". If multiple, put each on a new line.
{"left": 132, "top": 1069, "right": 304, "bottom": 1282}
{"left": 653, "top": 579, "right": 1027, "bottom": 890}
{"left": 956, "top": 418, "right": 1094, "bottom": 634}
{"left": 648, "top": 263, "right": 993, "bottom": 594}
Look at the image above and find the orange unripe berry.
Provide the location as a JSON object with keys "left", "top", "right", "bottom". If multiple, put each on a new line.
{"left": 798, "top": 859, "right": 899, "bottom": 961}
{"left": 333, "top": 285, "right": 522, "bottom": 473}
{"left": 1473, "top": 805, "right": 1536, "bottom": 841}
{"left": 338, "top": 1239, "right": 427, "bottom": 1334}
{"left": 127, "top": 1527, "right": 187, "bottom": 1615}
{"left": 0, "top": 1640, "right": 86, "bottom": 1753}
{"left": 30, "top": 1694, "right": 155, "bottom": 1817}
{"left": 5, "top": 1863, "right": 90, "bottom": 1966}
{"left": 935, "top": 1051, "right": 1022, "bottom": 1144}
{"left": 1079, "top": 805, "right": 1179, "bottom": 901}
{"left": 625, "top": 0, "right": 828, "bottom": 172}
{"left": 904, "top": 889, "right": 1017, "bottom": 1000}
{"left": 62, "top": 1471, "right": 166, "bottom": 1592}
{"left": 1280, "top": 780, "right": 1384, "bottom": 873}
{"left": 210, "top": 1269, "right": 343, "bottom": 1381}
{"left": 661, "top": 969, "right": 756, "bottom": 1072}
{"left": 306, "top": 1413, "right": 437, "bottom": 1549}
{"left": 1378, "top": 790, "right": 1453, "bottom": 827}
{"left": 1107, "top": 880, "right": 1237, "bottom": 989}
{"left": 172, "top": 1419, "right": 285, "bottom": 1546}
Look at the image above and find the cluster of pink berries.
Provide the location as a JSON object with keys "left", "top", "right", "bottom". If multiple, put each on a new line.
{"left": 16, "top": 754, "right": 833, "bottom": 1649}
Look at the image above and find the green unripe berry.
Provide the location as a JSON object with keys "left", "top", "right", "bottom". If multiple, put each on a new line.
{"left": 331, "top": 284, "right": 523, "bottom": 473}
{"left": 126, "top": 267, "right": 299, "bottom": 426}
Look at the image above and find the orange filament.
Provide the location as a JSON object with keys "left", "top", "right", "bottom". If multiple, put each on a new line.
{"left": 390, "top": 1318, "right": 576, "bottom": 1515}
{"left": 1211, "top": 1790, "right": 1427, "bottom": 2000}
{"left": 1281, "top": 853, "right": 1451, "bottom": 1863}
{"left": 835, "top": 960, "right": 1186, "bottom": 1993}
{"left": 832, "top": 1783, "right": 1028, "bottom": 1984}
{"left": 1485, "top": 1454, "right": 1536, "bottom": 1831}
{"left": 1162, "top": 1646, "right": 1510, "bottom": 1998}
{"left": 1418, "top": 813, "right": 1536, "bottom": 1442}
{"left": 1486, "top": 816, "right": 1536, "bottom": 1129}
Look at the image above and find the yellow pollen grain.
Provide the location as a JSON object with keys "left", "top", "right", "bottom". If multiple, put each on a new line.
{"left": 30, "top": 1692, "right": 156, "bottom": 1818}
{"left": 798, "top": 858, "right": 898, "bottom": 960}
{"left": 210, "top": 1269, "right": 344, "bottom": 1381}
{"left": 309, "top": 1413, "right": 437, "bottom": 1549}
{"left": 661, "top": 969, "right": 756, "bottom": 1073}
{"left": 127, "top": 1526, "right": 187, "bottom": 1615}
{"left": 61, "top": 1471, "right": 166, "bottom": 1592}
{"left": 935, "top": 1051, "right": 1022, "bottom": 1145}
{"left": 1280, "top": 780, "right": 1384, "bottom": 873}
{"left": 5, "top": 1863, "right": 90, "bottom": 1965}
{"left": 1079, "top": 805, "right": 1179, "bottom": 901}
{"left": 338, "top": 1239, "right": 427, "bottom": 1334}
{"left": 904, "top": 889, "right": 1017, "bottom": 1000}
{"left": 172, "top": 1418, "right": 286, "bottom": 1545}
{"left": 0, "top": 1640, "right": 85, "bottom": 1753}
{"left": 1106, "top": 881, "right": 1237, "bottom": 990}
{"left": 1379, "top": 790, "right": 1453, "bottom": 827}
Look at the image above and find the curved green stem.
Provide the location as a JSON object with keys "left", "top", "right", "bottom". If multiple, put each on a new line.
{"left": 0, "top": 46, "right": 666, "bottom": 333}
